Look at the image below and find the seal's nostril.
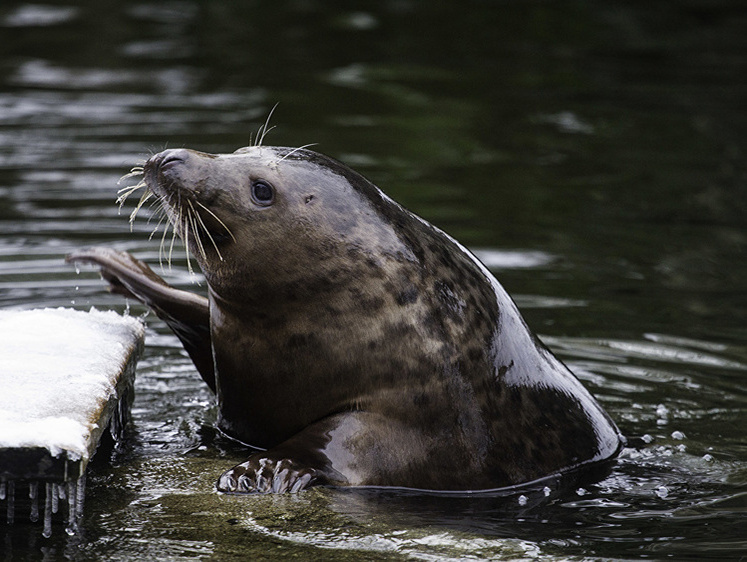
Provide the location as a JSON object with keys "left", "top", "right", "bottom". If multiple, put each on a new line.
{"left": 150, "top": 149, "right": 190, "bottom": 173}
{"left": 160, "top": 155, "right": 184, "bottom": 172}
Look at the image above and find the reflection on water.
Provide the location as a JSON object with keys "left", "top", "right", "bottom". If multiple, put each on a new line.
{"left": 1, "top": 0, "right": 745, "bottom": 559}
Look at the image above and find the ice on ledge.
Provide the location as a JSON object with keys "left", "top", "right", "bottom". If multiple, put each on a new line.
{"left": 0, "top": 307, "right": 145, "bottom": 460}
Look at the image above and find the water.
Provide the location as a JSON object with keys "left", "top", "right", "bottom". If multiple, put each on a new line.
{"left": 1, "top": 0, "right": 745, "bottom": 559}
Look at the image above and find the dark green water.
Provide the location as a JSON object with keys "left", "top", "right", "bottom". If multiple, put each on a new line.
{"left": 1, "top": 1, "right": 745, "bottom": 559}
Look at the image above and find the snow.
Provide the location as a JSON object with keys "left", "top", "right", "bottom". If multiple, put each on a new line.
{"left": 0, "top": 307, "right": 144, "bottom": 460}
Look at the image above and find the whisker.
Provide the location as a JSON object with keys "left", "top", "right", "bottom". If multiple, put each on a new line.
{"left": 181, "top": 209, "right": 194, "bottom": 276}
{"left": 167, "top": 206, "right": 179, "bottom": 270}
{"left": 258, "top": 125, "right": 275, "bottom": 147}
{"left": 116, "top": 180, "right": 147, "bottom": 209}
{"left": 149, "top": 211, "right": 168, "bottom": 241}
{"left": 275, "top": 143, "right": 318, "bottom": 165}
{"left": 117, "top": 166, "right": 144, "bottom": 185}
{"left": 128, "top": 191, "right": 154, "bottom": 228}
{"left": 195, "top": 200, "right": 236, "bottom": 242}
{"left": 145, "top": 197, "right": 165, "bottom": 222}
{"left": 116, "top": 179, "right": 146, "bottom": 197}
{"left": 193, "top": 202, "right": 225, "bottom": 261}
{"left": 256, "top": 102, "right": 279, "bottom": 148}
{"left": 187, "top": 201, "right": 207, "bottom": 260}
{"left": 158, "top": 213, "right": 172, "bottom": 273}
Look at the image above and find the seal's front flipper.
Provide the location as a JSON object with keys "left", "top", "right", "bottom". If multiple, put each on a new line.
{"left": 66, "top": 247, "right": 215, "bottom": 391}
{"left": 215, "top": 412, "right": 366, "bottom": 494}
{"left": 215, "top": 416, "right": 347, "bottom": 494}
{"left": 215, "top": 411, "right": 435, "bottom": 494}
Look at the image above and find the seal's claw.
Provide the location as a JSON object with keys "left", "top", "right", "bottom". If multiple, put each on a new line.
{"left": 237, "top": 474, "right": 255, "bottom": 493}
{"left": 217, "top": 471, "right": 238, "bottom": 493}
{"left": 216, "top": 457, "right": 318, "bottom": 495}
{"left": 290, "top": 472, "right": 313, "bottom": 493}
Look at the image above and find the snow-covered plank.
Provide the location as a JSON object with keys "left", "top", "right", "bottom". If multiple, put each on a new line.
{"left": 0, "top": 308, "right": 145, "bottom": 482}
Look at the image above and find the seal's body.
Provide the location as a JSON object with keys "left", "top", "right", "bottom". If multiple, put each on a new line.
{"left": 68, "top": 146, "right": 623, "bottom": 493}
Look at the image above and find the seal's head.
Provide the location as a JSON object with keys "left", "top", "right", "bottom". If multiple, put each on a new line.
{"left": 143, "top": 146, "right": 413, "bottom": 304}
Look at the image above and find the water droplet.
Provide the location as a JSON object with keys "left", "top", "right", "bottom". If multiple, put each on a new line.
{"left": 702, "top": 453, "right": 714, "bottom": 462}
{"left": 543, "top": 486, "right": 551, "bottom": 497}
{"left": 655, "top": 486, "right": 669, "bottom": 499}
{"left": 656, "top": 404, "right": 669, "bottom": 417}
{"left": 518, "top": 494, "right": 528, "bottom": 506}
{"left": 576, "top": 488, "right": 587, "bottom": 496}
{"left": 642, "top": 434, "right": 654, "bottom": 444}
{"left": 671, "top": 430, "right": 685, "bottom": 440}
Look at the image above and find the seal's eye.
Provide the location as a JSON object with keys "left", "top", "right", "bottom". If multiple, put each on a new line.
{"left": 251, "top": 180, "right": 274, "bottom": 206}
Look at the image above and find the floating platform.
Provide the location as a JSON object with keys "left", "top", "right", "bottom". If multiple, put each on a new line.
{"left": 0, "top": 308, "right": 145, "bottom": 536}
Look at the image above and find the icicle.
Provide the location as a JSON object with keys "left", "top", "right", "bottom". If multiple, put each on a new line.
{"left": 43, "top": 483, "right": 53, "bottom": 538}
{"left": 76, "top": 473, "right": 86, "bottom": 517}
{"left": 29, "top": 481, "right": 39, "bottom": 523}
{"left": 119, "top": 396, "right": 127, "bottom": 434}
{"left": 51, "top": 482, "right": 59, "bottom": 514}
{"left": 116, "top": 403, "right": 122, "bottom": 438}
{"left": 109, "top": 389, "right": 131, "bottom": 444}
{"left": 65, "top": 479, "right": 78, "bottom": 535}
{"left": 6, "top": 480, "right": 15, "bottom": 524}
{"left": 110, "top": 402, "right": 121, "bottom": 441}
{"left": 0, "top": 481, "right": 5, "bottom": 500}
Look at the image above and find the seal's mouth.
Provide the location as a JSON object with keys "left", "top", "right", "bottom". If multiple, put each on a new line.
{"left": 116, "top": 149, "right": 235, "bottom": 270}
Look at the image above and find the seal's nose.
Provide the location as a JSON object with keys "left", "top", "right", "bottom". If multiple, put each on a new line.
{"left": 151, "top": 148, "right": 190, "bottom": 172}
{"left": 143, "top": 149, "right": 195, "bottom": 194}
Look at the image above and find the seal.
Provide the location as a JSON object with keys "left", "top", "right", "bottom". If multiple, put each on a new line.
{"left": 67, "top": 145, "right": 624, "bottom": 494}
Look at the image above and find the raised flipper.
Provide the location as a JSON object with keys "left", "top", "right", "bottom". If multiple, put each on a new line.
{"left": 66, "top": 247, "right": 215, "bottom": 392}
